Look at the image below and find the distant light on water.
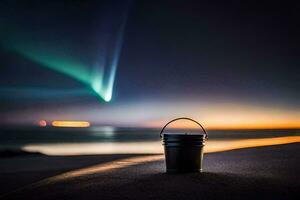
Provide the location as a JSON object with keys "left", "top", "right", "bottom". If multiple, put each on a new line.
{"left": 51, "top": 121, "right": 90, "bottom": 128}
{"left": 39, "top": 120, "right": 47, "bottom": 127}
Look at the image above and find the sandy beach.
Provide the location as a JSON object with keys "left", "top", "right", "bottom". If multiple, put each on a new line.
{"left": 1, "top": 143, "right": 300, "bottom": 200}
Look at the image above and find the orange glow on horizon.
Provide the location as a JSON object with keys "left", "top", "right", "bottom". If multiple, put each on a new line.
{"left": 143, "top": 119, "right": 300, "bottom": 130}
{"left": 51, "top": 121, "right": 90, "bottom": 128}
{"left": 141, "top": 102, "right": 300, "bottom": 130}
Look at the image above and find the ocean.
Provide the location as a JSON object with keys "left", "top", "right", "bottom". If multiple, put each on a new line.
{"left": 1, "top": 127, "right": 300, "bottom": 155}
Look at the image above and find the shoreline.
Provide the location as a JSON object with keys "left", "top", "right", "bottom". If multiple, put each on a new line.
{"left": 1, "top": 142, "right": 300, "bottom": 199}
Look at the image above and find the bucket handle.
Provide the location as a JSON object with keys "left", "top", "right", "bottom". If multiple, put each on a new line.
{"left": 160, "top": 117, "right": 207, "bottom": 139}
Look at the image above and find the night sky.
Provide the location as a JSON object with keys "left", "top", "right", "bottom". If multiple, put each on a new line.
{"left": 0, "top": 0, "right": 299, "bottom": 129}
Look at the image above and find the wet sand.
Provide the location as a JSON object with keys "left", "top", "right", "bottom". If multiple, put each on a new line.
{"left": 1, "top": 143, "right": 300, "bottom": 200}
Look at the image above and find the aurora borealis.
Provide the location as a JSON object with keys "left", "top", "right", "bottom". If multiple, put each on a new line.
{"left": 0, "top": 0, "right": 299, "bottom": 129}
{"left": 0, "top": 0, "right": 130, "bottom": 102}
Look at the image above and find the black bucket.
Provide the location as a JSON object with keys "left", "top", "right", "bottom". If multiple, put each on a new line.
{"left": 160, "top": 118, "right": 208, "bottom": 173}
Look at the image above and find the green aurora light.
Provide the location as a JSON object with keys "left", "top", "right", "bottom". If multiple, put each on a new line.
{"left": 6, "top": 40, "right": 116, "bottom": 102}
{"left": 1, "top": 30, "right": 125, "bottom": 102}
{"left": 0, "top": 1, "right": 130, "bottom": 103}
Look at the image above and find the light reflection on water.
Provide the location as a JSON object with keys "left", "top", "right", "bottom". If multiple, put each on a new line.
{"left": 89, "top": 126, "right": 116, "bottom": 137}
{"left": 22, "top": 136, "right": 300, "bottom": 155}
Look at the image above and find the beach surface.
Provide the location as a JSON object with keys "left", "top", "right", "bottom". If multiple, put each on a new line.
{"left": 1, "top": 143, "right": 300, "bottom": 200}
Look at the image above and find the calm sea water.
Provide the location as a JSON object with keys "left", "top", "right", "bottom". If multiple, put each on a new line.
{"left": 1, "top": 127, "right": 300, "bottom": 149}
{"left": 0, "top": 126, "right": 300, "bottom": 155}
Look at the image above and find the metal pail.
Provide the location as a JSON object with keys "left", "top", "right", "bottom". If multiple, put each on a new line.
{"left": 160, "top": 117, "right": 208, "bottom": 173}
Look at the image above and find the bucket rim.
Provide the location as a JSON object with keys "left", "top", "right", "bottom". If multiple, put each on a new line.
{"left": 162, "top": 132, "right": 206, "bottom": 135}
